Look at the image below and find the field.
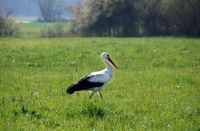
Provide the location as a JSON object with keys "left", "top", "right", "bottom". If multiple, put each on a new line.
{"left": 0, "top": 37, "right": 200, "bottom": 130}
{"left": 19, "top": 22, "right": 71, "bottom": 37}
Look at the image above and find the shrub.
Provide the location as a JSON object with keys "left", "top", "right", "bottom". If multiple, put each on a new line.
{"left": 40, "top": 24, "right": 69, "bottom": 37}
{"left": 0, "top": 17, "right": 20, "bottom": 37}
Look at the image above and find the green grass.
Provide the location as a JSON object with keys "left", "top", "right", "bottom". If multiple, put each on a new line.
{"left": 19, "top": 22, "right": 71, "bottom": 37}
{"left": 0, "top": 37, "right": 200, "bottom": 130}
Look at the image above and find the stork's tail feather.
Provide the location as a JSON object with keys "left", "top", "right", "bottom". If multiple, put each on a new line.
{"left": 66, "top": 84, "right": 77, "bottom": 94}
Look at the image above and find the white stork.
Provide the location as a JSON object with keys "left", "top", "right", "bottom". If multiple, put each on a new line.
{"left": 66, "top": 52, "right": 118, "bottom": 99}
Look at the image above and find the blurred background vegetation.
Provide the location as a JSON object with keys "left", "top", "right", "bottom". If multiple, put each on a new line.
{"left": 0, "top": 0, "right": 200, "bottom": 37}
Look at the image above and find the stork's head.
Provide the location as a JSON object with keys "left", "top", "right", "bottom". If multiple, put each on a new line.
{"left": 101, "top": 52, "right": 118, "bottom": 69}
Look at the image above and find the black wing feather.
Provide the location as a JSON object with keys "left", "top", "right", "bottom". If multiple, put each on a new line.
{"left": 66, "top": 75, "right": 104, "bottom": 94}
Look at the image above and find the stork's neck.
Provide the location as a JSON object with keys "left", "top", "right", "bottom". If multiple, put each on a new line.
{"left": 104, "top": 60, "right": 113, "bottom": 76}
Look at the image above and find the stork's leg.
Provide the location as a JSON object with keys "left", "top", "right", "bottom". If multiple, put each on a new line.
{"left": 98, "top": 91, "right": 103, "bottom": 99}
{"left": 89, "top": 92, "right": 95, "bottom": 99}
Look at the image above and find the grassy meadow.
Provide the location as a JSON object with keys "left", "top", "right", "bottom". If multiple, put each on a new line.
{"left": 0, "top": 37, "right": 200, "bottom": 130}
